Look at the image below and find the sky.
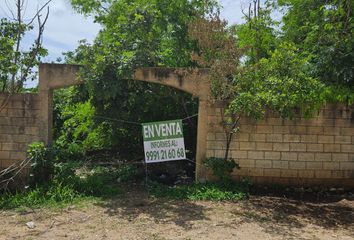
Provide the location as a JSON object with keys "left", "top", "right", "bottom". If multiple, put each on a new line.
{"left": 0, "top": 0, "right": 253, "bottom": 87}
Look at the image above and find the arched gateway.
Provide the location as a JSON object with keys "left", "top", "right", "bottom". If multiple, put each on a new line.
{"left": 38, "top": 63, "right": 211, "bottom": 181}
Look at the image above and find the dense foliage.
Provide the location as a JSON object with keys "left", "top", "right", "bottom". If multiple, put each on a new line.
{"left": 279, "top": 0, "right": 353, "bottom": 87}
{"left": 52, "top": 0, "right": 219, "bottom": 160}
{"left": 52, "top": 0, "right": 353, "bottom": 166}
{"left": 233, "top": 0, "right": 353, "bottom": 102}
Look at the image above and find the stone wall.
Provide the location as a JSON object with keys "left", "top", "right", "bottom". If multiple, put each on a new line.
{"left": 0, "top": 93, "right": 41, "bottom": 171}
{"left": 1, "top": 64, "right": 353, "bottom": 187}
{"left": 206, "top": 103, "right": 354, "bottom": 187}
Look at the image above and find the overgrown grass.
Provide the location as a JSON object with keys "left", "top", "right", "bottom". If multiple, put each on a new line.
{"left": 149, "top": 180, "right": 250, "bottom": 201}
{"left": 0, "top": 184, "right": 90, "bottom": 209}
{"left": 0, "top": 161, "right": 250, "bottom": 210}
{"left": 0, "top": 164, "right": 138, "bottom": 210}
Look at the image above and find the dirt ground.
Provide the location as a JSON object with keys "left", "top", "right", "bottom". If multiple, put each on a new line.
{"left": 1, "top": 189, "right": 353, "bottom": 240}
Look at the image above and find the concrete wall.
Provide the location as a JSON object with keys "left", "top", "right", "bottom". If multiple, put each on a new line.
{"left": 1, "top": 64, "right": 353, "bottom": 187}
{"left": 206, "top": 103, "right": 354, "bottom": 187}
{"left": 0, "top": 93, "right": 41, "bottom": 171}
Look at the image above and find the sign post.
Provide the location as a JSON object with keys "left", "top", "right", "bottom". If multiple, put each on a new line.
{"left": 142, "top": 119, "right": 186, "bottom": 163}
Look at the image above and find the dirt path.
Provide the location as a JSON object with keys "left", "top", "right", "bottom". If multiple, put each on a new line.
{"left": 1, "top": 190, "right": 353, "bottom": 240}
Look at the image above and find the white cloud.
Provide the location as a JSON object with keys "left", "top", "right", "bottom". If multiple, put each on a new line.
{"left": 0, "top": 0, "right": 100, "bottom": 61}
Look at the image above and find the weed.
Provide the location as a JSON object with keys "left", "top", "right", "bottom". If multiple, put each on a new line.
{"left": 203, "top": 157, "right": 239, "bottom": 182}
{"left": 0, "top": 163, "right": 139, "bottom": 210}
{"left": 149, "top": 181, "right": 249, "bottom": 201}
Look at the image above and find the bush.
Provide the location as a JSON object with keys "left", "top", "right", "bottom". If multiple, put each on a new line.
{"left": 203, "top": 157, "right": 239, "bottom": 183}
{"left": 27, "top": 142, "right": 54, "bottom": 187}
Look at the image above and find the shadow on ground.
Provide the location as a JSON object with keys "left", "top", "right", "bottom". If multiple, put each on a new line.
{"left": 94, "top": 187, "right": 210, "bottom": 230}
{"left": 234, "top": 195, "right": 354, "bottom": 239}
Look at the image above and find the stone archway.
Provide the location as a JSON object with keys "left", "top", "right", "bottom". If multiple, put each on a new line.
{"left": 38, "top": 63, "right": 210, "bottom": 181}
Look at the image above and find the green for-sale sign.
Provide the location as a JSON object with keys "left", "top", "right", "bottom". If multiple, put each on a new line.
{"left": 142, "top": 119, "right": 186, "bottom": 163}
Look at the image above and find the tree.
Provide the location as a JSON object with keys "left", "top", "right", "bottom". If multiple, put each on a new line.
{"left": 54, "top": 0, "right": 219, "bottom": 159}
{"left": 278, "top": 0, "right": 354, "bottom": 87}
{"left": 234, "top": 0, "right": 279, "bottom": 64}
{"left": 188, "top": 11, "right": 324, "bottom": 161}
{"left": 0, "top": 0, "right": 51, "bottom": 93}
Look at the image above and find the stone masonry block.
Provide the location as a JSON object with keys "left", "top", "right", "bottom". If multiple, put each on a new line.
{"left": 257, "top": 125, "right": 273, "bottom": 134}
{"left": 334, "top": 119, "right": 353, "bottom": 127}
{"left": 315, "top": 170, "right": 332, "bottom": 178}
{"left": 306, "top": 161, "right": 322, "bottom": 170}
{"left": 281, "top": 152, "right": 298, "bottom": 161}
{"left": 290, "top": 143, "right": 306, "bottom": 152}
{"left": 240, "top": 142, "right": 256, "bottom": 150}
{"left": 335, "top": 136, "right": 351, "bottom": 144}
{"left": 289, "top": 126, "right": 307, "bottom": 135}
{"left": 0, "top": 134, "right": 10, "bottom": 142}
{"left": 324, "top": 127, "right": 341, "bottom": 135}
{"left": 332, "top": 153, "right": 349, "bottom": 162}
{"left": 235, "top": 133, "right": 249, "bottom": 141}
{"left": 340, "top": 162, "right": 354, "bottom": 170}
{"left": 0, "top": 151, "right": 10, "bottom": 159}
{"left": 9, "top": 117, "right": 26, "bottom": 126}
{"left": 283, "top": 134, "right": 300, "bottom": 143}
{"left": 289, "top": 161, "right": 306, "bottom": 170}
{"left": 10, "top": 151, "right": 26, "bottom": 160}
{"left": 340, "top": 128, "right": 354, "bottom": 136}
{"left": 298, "top": 153, "right": 315, "bottom": 161}
{"left": 265, "top": 151, "right": 281, "bottom": 160}
{"left": 266, "top": 134, "right": 283, "bottom": 142}
{"left": 237, "top": 159, "right": 255, "bottom": 168}
{"left": 248, "top": 151, "right": 264, "bottom": 159}
{"left": 0, "top": 117, "right": 11, "bottom": 125}
{"left": 273, "top": 126, "right": 290, "bottom": 134}
{"left": 331, "top": 171, "right": 344, "bottom": 178}
{"left": 298, "top": 170, "right": 315, "bottom": 178}
{"left": 207, "top": 115, "right": 217, "bottom": 124}
{"left": 240, "top": 125, "right": 256, "bottom": 133}
{"left": 300, "top": 135, "right": 318, "bottom": 143}
{"left": 207, "top": 133, "right": 215, "bottom": 141}
{"left": 341, "top": 145, "right": 354, "bottom": 153}
{"left": 306, "top": 144, "right": 324, "bottom": 152}
{"left": 307, "top": 126, "right": 323, "bottom": 134}
{"left": 323, "top": 144, "right": 341, "bottom": 153}
{"left": 248, "top": 168, "right": 264, "bottom": 177}
{"left": 25, "top": 127, "right": 39, "bottom": 135}
{"left": 1, "top": 143, "right": 19, "bottom": 151}
{"left": 264, "top": 169, "right": 281, "bottom": 177}
{"left": 0, "top": 109, "right": 8, "bottom": 117}
{"left": 272, "top": 161, "right": 289, "bottom": 169}
{"left": 229, "top": 141, "right": 240, "bottom": 149}
{"left": 255, "top": 160, "right": 272, "bottom": 168}
{"left": 0, "top": 126, "right": 21, "bottom": 135}
{"left": 206, "top": 150, "right": 215, "bottom": 158}
{"left": 214, "top": 150, "right": 225, "bottom": 158}
{"left": 273, "top": 143, "right": 290, "bottom": 151}
{"left": 249, "top": 134, "right": 266, "bottom": 142}
{"left": 215, "top": 133, "right": 226, "bottom": 140}
{"left": 342, "top": 170, "right": 354, "bottom": 178}
{"left": 256, "top": 142, "right": 273, "bottom": 151}
{"left": 315, "top": 153, "right": 332, "bottom": 161}
{"left": 280, "top": 170, "right": 298, "bottom": 178}
{"left": 318, "top": 135, "right": 334, "bottom": 144}
{"left": 323, "top": 162, "right": 340, "bottom": 170}
{"left": 230, "top": 150, "right": 248, "bottom": 159}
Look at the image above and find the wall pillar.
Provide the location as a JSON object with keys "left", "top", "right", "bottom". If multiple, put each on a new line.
{"left": 195, "top": 98, "right": 208, "bottom": 181}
